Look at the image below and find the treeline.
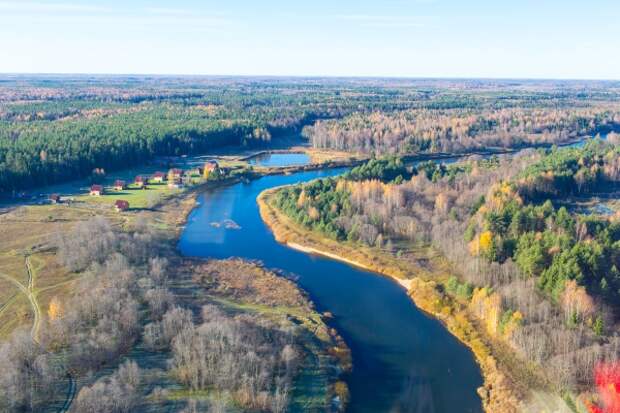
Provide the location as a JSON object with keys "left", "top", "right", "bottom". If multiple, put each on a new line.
{"left": 304, "top": 107, "right": 620, "bottom": 154}
{"left": 0, "top": 106, "right": 274, "bottom": 193}
{"left": 272, "top": 142, "right": 620, "bottom": 394}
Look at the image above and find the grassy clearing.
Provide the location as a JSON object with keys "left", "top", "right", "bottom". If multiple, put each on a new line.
{"left": 74, "top": 183, "right": 180, "bottom": 210}
{"left": 0, "top": 293, "right": 32, "bottom": 338}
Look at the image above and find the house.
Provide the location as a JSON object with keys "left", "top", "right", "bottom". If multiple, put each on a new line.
{"left": 203, "top": 160, "right": 219, "bottom": 179}
{"left": 168, "top": 168, "right": 183, "bottom": 181}
{"left": 90, "top": 185, "right": 103, "bottom": 196}
{"left": 114, "top": 200, "right": 129, "bottom": 212}
{"left": 151, "top": 171, "right": 166, "bottom": 183}
{"left": 49, "top": 194, "right": 61, "bottom": 204}
{"left": 134, "top": 176, "right": 145, "bottom": 188}
{"left": 113, "top": 180, "right": 126, "bottom": 191}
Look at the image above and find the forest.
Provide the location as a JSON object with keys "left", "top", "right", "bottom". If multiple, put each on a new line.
{"left": 304, "top": 107, "right": 620, "bottom": 154}
{"left": 271, "top": 138, "right": 620, "bottom": 396}
{"left": 3, "top": 76, "right": 620, "bottom": 194}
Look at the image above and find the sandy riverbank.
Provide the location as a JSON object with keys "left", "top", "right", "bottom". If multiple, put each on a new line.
{"left": 285, "top": 241, "right": 414, "bottom": 290}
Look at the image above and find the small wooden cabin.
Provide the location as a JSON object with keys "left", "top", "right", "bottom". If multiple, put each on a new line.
{"left": 134, "top": 176, "right": 145, "bottom": 188}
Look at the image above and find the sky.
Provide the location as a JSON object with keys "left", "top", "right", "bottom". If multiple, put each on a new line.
{"left": 1, "top": 0, "right": 619, "bottom": 79}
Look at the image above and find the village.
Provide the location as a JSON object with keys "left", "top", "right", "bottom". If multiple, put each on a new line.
{"left": 47, "top": 160, "right": 222, "bottom": 212}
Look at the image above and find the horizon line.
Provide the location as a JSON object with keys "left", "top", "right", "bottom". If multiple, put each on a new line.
{"left": 1, "top": 72, "right": 619, "bottom": 83}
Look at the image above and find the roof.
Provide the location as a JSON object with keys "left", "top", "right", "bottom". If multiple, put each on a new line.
{"left": 114, "top": 180, "right": 126, "bottom": 186}
{"left": 90, "top": 185, "right": 103, "bottom": 191}
{"left": 114, "top": 200, "right": 129, "bottom": 207}
{"left": 153, "top": 171, "right": 165, "bottom": 178}
{"left": 169, "top": 168, "right": 183, "bottom": 174}
{"left": 135, "top": 176, "right": 144, "bottom": 182}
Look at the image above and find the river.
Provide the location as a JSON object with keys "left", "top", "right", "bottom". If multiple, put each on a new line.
{"left": 178, "top": 166, "right": 484, "bottom": 413}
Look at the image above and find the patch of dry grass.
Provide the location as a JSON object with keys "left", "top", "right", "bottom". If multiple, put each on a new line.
{"left": 304, "top": 148, "right": 368, "bottom": 164}
{"left": 193, "top": 258, "right": 310, "bottom": 308}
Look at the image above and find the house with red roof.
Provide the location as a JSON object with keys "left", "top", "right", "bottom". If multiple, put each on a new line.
{"left": 114, "top": 200, "right": 129, "bottom": 212}
{"left": 90, "top": 185, "right": 103, "bottom": 196}
{"left": 134, "top": 176, "right": 145, "bottom": 188}
{"left": 151, "top": 171, "right": 166, "bottom": 183}
{"left": 113, "top": 180, "right": 126, "bottom": 191}
{"left": 167, "top": 168, "right": 183, "bottom": 182}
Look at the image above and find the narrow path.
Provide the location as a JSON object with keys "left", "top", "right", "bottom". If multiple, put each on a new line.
{"left": 28, "top": 255, "right": 78, "bottom": 413}
{"left": 0, "top": 269, "right": 38, "bottom": 341}
{"left": 0, "top": 293, "right": 18, "bottom": 317}
{"left": 0, "top": 260, "right": 76, "bottom": 413}
{"left": 24, "top": 255, "right": 41, "bottom": 343}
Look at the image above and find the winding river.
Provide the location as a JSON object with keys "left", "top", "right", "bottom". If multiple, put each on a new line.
{"left": 178, "top": 165, "right": 484, "bottom": 413}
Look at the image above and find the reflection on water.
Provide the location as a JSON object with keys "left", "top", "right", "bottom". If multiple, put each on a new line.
{"left": 179, "top": 167, "right": 483, "bottom": 413}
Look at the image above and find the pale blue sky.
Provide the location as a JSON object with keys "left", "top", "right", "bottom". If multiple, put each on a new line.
{"left": 1, "top": 0, "right": 619, "bottom": 79}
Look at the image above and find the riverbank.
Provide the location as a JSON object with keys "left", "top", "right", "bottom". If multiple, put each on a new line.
{"left": 257, "top": 187, "right": 569, "bottom": 413}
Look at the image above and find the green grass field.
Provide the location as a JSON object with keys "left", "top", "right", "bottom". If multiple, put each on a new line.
{"left": 75, "top": 182, "right": 181, "bottom": 210}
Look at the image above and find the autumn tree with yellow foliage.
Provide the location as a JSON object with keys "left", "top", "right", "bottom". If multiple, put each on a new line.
{"left": 48, "top": 296, "right": 63, "bottom": 320}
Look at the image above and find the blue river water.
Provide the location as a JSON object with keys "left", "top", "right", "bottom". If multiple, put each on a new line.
{"left": 178, "top": 167, "right": 483, "bottom": 413}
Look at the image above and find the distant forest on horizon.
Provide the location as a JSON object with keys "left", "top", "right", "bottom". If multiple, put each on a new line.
{"left": 1, "top": 76, "right": 620, "bottom": 194}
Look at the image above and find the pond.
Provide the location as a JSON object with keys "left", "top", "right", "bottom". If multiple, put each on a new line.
{"left": 248, "top": 152, "right": 311, "bottom": 167}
